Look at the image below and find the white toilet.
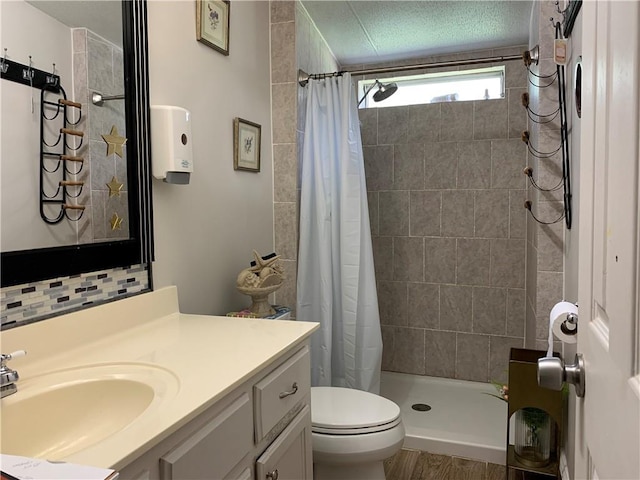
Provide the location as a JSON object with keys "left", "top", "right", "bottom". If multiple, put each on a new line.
{"left": 310, "top": 386, "right": 405, "bottom": 480}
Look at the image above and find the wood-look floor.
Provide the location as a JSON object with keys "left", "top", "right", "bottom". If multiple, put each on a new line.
{"left": 383, "top": 448, "right": 509, "bottom": 480}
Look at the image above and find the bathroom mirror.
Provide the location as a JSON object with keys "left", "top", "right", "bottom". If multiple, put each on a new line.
{"left": 563, "top": 0, "right": 582, "bottom": 37}
{"left": 1, "top": 0, "right": 152, "bottom": 287}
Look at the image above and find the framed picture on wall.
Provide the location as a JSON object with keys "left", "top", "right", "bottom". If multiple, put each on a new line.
{"left": 196, "top": 0, "right": 230, "bottom": 55}
{"left": 233, "top": 118, "right": 261, "bottom": 172}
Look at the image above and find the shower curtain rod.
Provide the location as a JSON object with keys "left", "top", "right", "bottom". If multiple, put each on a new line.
{"left": 298, "top": 52, "right": 524, "bottom": 87}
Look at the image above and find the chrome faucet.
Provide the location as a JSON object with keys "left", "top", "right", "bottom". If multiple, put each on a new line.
{"left": 1, "top": 350, "right": 27, "bottom": 398}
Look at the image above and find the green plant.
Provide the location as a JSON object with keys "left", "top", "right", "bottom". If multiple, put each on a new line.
{"left": 484, "top": 379, "right": 508, "bottom": 402}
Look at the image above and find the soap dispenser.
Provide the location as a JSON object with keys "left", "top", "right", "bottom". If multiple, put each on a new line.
{"left": 150, "top": 105, "right": 193, "bottom": 184}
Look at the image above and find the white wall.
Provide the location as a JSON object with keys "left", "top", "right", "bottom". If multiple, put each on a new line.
{"left": 147, "top": 1, "right": 274, "bottom": 315}
{"left": 1, "top": 0, "right": 75, "bottom": 251}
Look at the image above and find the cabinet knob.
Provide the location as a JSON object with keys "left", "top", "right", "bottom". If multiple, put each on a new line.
{"left": 266, "top": 469, "right": 279, "bottom": 480}
{"left": 279, "top": 382, "right": 298, "bottom": 399}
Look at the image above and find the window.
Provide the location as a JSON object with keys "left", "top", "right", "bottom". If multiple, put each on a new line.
{"left": 357, "top": 66, "right": 505, "bottom": 108}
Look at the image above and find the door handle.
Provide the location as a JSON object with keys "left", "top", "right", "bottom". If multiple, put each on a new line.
{"left": 537, "top": 353, "right": 585, "bottom": 397}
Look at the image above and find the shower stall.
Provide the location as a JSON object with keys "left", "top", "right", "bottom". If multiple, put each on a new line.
{"left": 270, "top": 0, "right": 565, "bottom": 465}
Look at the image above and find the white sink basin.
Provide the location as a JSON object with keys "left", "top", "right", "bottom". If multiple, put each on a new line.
{"left": 0, "top": 363, "right": 179, "bottom": 460}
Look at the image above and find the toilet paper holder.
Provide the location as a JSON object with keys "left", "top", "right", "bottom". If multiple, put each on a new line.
{"left": 537, "top": 353, "right": 585, "bottom": 397}
{"left": 560, "top": 312, "right": 578, "bottom": 335}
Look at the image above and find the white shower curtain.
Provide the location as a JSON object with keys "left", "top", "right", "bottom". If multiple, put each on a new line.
{"left": 296, "top": 73, "right": 382, "bottom": 394}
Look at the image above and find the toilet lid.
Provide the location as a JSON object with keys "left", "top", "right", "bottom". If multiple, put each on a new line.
{"left": 311, "top": 387, "right": 401, "bottom": 434}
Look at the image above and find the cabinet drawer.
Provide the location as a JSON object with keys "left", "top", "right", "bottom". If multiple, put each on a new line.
{"left": 255, "top": 405, "right": 313, "bottom": 480}
{"left": 254, "top": 346, "right": 310, "bottom": 441}
{"left": 160, "top": 393, "right": 252, "bottom": 480}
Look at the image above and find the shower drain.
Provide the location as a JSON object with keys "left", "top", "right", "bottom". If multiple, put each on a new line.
{"left": 411, "top": 403, "right": 432, "bottom": 412}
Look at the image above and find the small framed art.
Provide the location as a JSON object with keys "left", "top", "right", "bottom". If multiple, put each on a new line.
{"left": 196, "top": 0, "right": 230, "bottom": 55}
{"left": 233, "top": 118, "right": 261, "bottom": 172}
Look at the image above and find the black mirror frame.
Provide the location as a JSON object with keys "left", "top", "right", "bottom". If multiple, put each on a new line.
{"left": 1, "top": 0, "right": 153, "bottom": 288}
{"left": 563, "top": 0, "right": 582, "bottom": 38}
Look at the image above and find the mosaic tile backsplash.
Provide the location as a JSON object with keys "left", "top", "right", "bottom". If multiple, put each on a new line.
{"left": 1, "top": 264, "right": 149, "bottom": 328}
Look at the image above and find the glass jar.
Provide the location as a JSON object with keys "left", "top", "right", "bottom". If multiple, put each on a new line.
{"left": 514, "top": 407, "right": 551, "bottom": 467}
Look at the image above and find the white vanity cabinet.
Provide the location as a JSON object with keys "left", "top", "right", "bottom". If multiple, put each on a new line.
{"left": 119, "top": 344, "right": 312, "bottom": 480}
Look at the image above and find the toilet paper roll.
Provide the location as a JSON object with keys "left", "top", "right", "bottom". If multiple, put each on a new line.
{"left": 547, "top": 301, "right": 579, "bottom": 356}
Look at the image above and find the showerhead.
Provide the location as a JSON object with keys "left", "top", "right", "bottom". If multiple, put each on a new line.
{"left": 357, "top": 79, "right": 399, "bottom": 106}
{"left": 372, "top": 81, "right": 398, "bottom": 102}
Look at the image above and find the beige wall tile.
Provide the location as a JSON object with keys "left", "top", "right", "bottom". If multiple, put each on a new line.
{"left": 457, "top": 141, "right": 491, "bottom": 188}
{"left": 536, "top": 314, "right": 551, "bottom": 341}
{"left": 394, "top": 237, "right": 425, "bottom": 282}
{"left": 456, "top": 238, "right": 491, "bottom": 286}
{"left": 536, "top": 271, "right": 563, "bottom": 315}
{"left": 273, "top": 143, "right": 297, "bottom": 202}
{"left": 474, "top": 99, "right": 508, "bottom": 140}
{"left": 475, "top": 190, "right": 510, "bottom": 238}
{"left": 379, "top": 106, "right": 409, "bottom": 145}
{"left": 442, "top": 190, "right": 475, "bottom": 237}
{"left": 408, "top": 103, "right": 440, "bottom": 143}
{"left": 351, "top": 54, "right": 532, "bottom": 382}
{"left": 271, "top": 0, "right": 295, "bottom": 23}
{"left": 489, "top": 335, "right": 524, "bottom": 384}
{"left": 380, "top": 191, "right": 410, "bottom": 235}
{"left": 456, "top": 332, "right": 490, "bottom": 381}
{"left": 410, "top": 190, "right": 442, "bottom": 237}
{"left": 425, "top": 142, "right": 457, "bottom": 189}
{"left": 387, "top": 327, "right": 426, "bottom": 374}
{"left": 538, "top": 222, "right": 564, "bottom": 272}
{"left": 381, "top": 326, "right": 394, "bottom": 371}
{"left": 368, "top": 191, "right": 379, "bottom": 235}
{"left": 505, "top": 57, "right": 528, "bottom": 89}
{"left": 424, "top": 237, "right": 456, "bottom": 283}
{"left": 525, "top": 300, "right": 537, "bottom": 349}
{"left": 508, "top": 87, "right": 528, "bottom": 139}
{"left": 509, "top": 189, "right": 526, "bottom": 238}
{"left": 526, "top": 240, "right": 538, "bottom": 307}
{"left": 440, "top": 284, "right": 472, "bottom": 332}
{"left": 274, "top": 202, "right": 297, "bottom": 260}
{"left": 378, "top": 280, "right": 408, "bottom": 326}
{"left": 441, "top": 102, "right": 473, "bottom": 142}
{"left": 394, "top": 143, "right": 425, "bottom": 190}
{"left": 364, "top": 145, "right": 394, "bottom": 191}
{"left": 271, "top": 22, "right": 296, "bottom": 83}
{"left": 425, "top": 329, "right": 456, "bottom": 378}
{"left": 490, "top": 239, "right": 526, "bottom": 288}
{"left": 490, "top": 139, "right": 527, "bottom": 189}
{"left": 275, "top": 259, "right": 297, "bottom": 313}
{"left": 360, "top": 108, "right": 378, "bottom": 146}
{"left": 506, "top": 288, "right": 526, "bottom": 337}
{"left": 473, "top": 287, "right": 507, "bottom": 335}
{"left": 372, "top": 235, "right": 393, "bottom": 280}
{"left": 408, "top": 283, "right": 439, "bottom": 329}
{"left": 272, "top": 83, "right": 297, "bottom": 144}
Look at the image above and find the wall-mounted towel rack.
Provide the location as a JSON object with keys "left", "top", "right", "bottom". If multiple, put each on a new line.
{"left": 40, "top": 86, "right": 85, "bottom": 223}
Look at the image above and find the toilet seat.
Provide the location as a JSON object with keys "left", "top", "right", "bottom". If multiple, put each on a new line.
{"left": 311, "top": 386, "right": 401, "bottom": 435}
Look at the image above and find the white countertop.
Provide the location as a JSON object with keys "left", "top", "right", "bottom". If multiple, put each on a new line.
{"left": 0, "top": 287, "right": 318, "bottom": 470}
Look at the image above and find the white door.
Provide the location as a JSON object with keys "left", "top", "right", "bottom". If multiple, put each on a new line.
{"left": 576, "top": 1, "right": 640, "bottom": 479}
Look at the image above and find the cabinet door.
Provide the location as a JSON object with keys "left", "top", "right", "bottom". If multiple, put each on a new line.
{"left": 255, "top": 406, "right": 312, "bottom": 480}
{"left": 160, "top": 393, "right": 252, "bottom": 480}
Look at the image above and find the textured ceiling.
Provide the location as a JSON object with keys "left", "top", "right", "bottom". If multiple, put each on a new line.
{"left": 301, "top": 1, "right": 533, "bottom": 65}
